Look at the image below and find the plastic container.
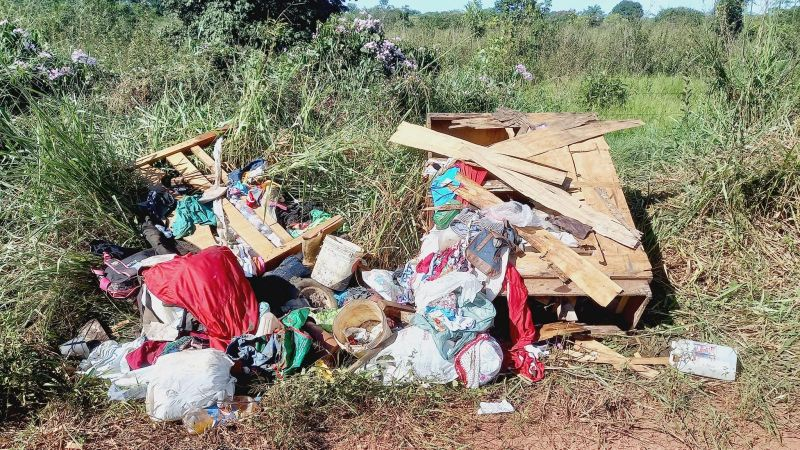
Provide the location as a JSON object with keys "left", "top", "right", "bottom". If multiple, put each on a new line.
{"left": 310, "top": 236, "right": 363, "bottom": 290}
{"left": 332, "top": 299, "right": 392, "bottom": 357}
{"left": 669, "top": 339, "right": 738, "bottom": 381}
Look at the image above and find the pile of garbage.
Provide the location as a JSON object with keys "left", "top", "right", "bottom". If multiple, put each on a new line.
{"left": 63, "top": 116, "right": 739, "bottom": 431}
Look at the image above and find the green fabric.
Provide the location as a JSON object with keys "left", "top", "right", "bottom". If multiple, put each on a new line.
{"left": 433, "top": 200, "right": 462, "bottom": 230}
{"left": 280, "top": 308, "right": 313, "bottom": 375}
{"left": 309, "top": 308, "right": 339, "bottom": 333}
{"left": 172, "top": 195, "right": 217, "bottom": 239}
{"left": 288, "top": 209, "right": 333, "bottom": 238}
{"left": 411, "top": 291, "right": 496, "bottom": 362}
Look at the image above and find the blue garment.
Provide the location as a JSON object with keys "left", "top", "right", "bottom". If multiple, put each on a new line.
{"left": 226, "top": 334, "right": 282, "bottom": 373}
{"left": 430, "top": 167, "right": 461, "bottom": 207}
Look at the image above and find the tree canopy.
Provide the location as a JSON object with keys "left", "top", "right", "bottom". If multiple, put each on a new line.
{"left": 610, "top": 0, "right": 644, "bottom": 20}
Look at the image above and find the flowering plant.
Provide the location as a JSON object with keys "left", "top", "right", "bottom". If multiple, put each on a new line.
{"left": 1, "top": 20, "right": 101, "bottom": 106}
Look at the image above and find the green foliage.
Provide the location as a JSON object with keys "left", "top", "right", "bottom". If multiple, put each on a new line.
{"left": 655, "top": 7, "right": 706, "bottom": 25}
{"left": 464, "top": 0, "right": 488, "bottom": 36}
{"left": 494, "top": 0, "right": 546, "bottom": 23}
{"left": 581, "top": 4, "right": 605, "bottom": 26}
{"left": 610, "top": 0, "right": 644, "bottom": 20}
{"left": 582, "top": 72, "right": 628, "bottom": 108}
{"left": 715, "top": 0, "right": 744, "bottom": 38}
{"left": 159, "top": 0, "right": 346, "bottom": 46}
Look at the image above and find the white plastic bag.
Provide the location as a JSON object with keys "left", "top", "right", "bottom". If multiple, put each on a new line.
{"left": 413, "top": 272, "right": 483, "bottom": 312}
{"left": 78, "top": 337, "right": 145, "bottom": 380}
{"left": 143, "top": 349, "right": 236, "bottom": 421}
{"left": 363, "top": 326, "right": 456, "bottom": 385}
{"left": 454, "top": 334, "right": 504, "bottom": 388}
{"left": 361, "top": 269, "right": 403, "bottom": 302}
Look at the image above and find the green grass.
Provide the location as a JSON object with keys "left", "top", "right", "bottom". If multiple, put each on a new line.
{"left": 1, "top": 0, "right": 799, "bottom": 447}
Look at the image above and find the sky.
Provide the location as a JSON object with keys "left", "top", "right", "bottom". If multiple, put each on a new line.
{"left": 347, "top": 0, "right": 771, "bottom": 15}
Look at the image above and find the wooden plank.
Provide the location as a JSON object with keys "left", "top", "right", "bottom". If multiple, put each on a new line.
{"left": 138, "top": 164, "right": 166, "bottom": 190}
{"left": 135, "top": 127, "right": 228, "bottom": 167}
{"left": 491, "top": 120, "right": 644, "bottom": 159}
{"left": 522, "top": 278, "right": 651, "bottom": 298}
{"left": 572, "top": 339, "right": 660, "bottom": 379}
{"left": 451, "top": 175, "right": 622, "bottom": 307}
{"left": 389, "top": 122, "right": 567, "bottom": 185}
{"left": 165, "top": 152, "right": 287, "bottom": 262}
{"left": 389, "top": 122, "right": 640, "bottom": 247}
{"left": 190, "top": 145, "right": 229, "bottom": 183}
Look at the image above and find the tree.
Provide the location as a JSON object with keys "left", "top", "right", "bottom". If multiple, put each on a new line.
{"left": 580, "top": 4, "right": 605, "bottom": 26}
{"left": 610, "top": 0, "right": 643, "bottom": 20}
{"left": 378, "top": 0, "right": 391, "bottom": 7}
{"left": 495, "top": 0, "right": 539, "bottom": 20}
{"left": 715, "top": 0, "right": 744, "bottom": 37}
{"left": 655, "top": 7, "right": 705, "bottom": 25}
{"left": 464, "top": 0, "right": 488, "bottom": 36}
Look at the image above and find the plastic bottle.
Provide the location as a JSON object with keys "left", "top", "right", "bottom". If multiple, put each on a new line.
{"left": 669, "top": 339, "right": 738, "bottom": 381}
{"left": 182, "top": 407, "right": 215, "bottom": 434}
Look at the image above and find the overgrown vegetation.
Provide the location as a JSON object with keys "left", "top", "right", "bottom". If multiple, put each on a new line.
{"left": 1, "top": 0, "right": 799, "bottom": 447}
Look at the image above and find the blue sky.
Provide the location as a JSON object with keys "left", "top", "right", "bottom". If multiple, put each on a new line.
{"left": 347, "top": 0, "right": 769, "bottom": 15}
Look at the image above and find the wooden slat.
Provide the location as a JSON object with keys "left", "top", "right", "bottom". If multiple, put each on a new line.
{"left": 452, "top": 175, "right": 622, "bottom": 307}
{"left": 491, "top": 120, "right": 644, "bottom": 159}
{"left": 135, "top": 127, "right": 228, "bottom": 167}
{"left": 390, "top": 122, "right": 641, "bottom": 248}
{"left": 390, "top": 122, "right": 567, "bottom": 185}
{"left": 189, "top": 145, "right": 229, "bottom": 183}
{"left": 165, "top": 152, "right": 285, "bottom": 262}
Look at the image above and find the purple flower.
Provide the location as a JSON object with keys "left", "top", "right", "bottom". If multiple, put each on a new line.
{"left": 23, "top": 41, "right": 37, "bottom": 51}
{"left": 9, "top": 60, "right": 30, "bottom": 70}
{"left": 403, "top": 59, "right": 418, "bottom": 70}
{"left": 335, "top": 24, "right": 346, "bottom": 33}
{"left": 38, "top": 50, "right": 52, "bottom": 59}
{"left": 515, "top": 63, "right": 527, "bottom": 74}
{"left": 12, "top": 27, "right": 28, "bottom": 37}
{"left": 362, "top": 41, "right": 378, "bottom": 52}
{"left": 522, "top": 71, "right": 534, "bottom": 81}
{"left": 71, "top": 49, "right": 97, "bottom": 66}
{"left": 353, "top": 15, "right": 381, "bottom": 33}
{"left": 47, "top": 66, "right": 72, "bottom": 81}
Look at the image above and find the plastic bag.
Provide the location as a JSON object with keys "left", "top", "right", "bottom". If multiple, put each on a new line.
{"left": 142, "top": 349, "right": 236, "bottom": 421}
{"left": 364, "top": 326, "right": 456, "bottom": 385}
{"left": 454, "top": 333, "right": 503, "bottom": 388}
{"left": 361, "top": 269, "right": 403, "bottom": 302}
{"left": 413, "top": 272, "right": 483, "bottom": 312}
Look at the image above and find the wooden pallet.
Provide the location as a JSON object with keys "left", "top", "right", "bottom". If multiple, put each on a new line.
{"left": 134, "top": 129, "right": 343, "bottom": 269}
{"left": 425, "top": 113, "right": 653, "bottom": 328}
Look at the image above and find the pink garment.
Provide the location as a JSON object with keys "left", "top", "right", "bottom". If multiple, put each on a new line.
{"left": 502, "top": 264, "right": 544, "bottom": 382}
{"left": 125, "top": 340, "right": 168, "bottom": 370}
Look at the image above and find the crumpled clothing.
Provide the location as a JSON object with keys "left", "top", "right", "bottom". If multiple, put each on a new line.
{"left": 138, "top": 189, "right": 176, "bottom": 222}
{"left": 79, "top": 337, "right": 146, "bottom": 380}
{"left": 287, "top": 209, "right": 332, "bottom": 238}
{"left": 125, "top": 340, "right": 169, "bottom": 370}
{"left": 276, "top": 201, "right": 325, "bottom": 229}
{"left": 450, "top": 209, "right": 504, "bottom": 238}
{"left": 503, "top": 264, "right": 544, "bottom": 382}
{"left": 227, "top": 333, "right": 282, "bottom": 374}
{"left": 334, "top": 286, "right": 373, "bottom": 307}
{"left": 430, "top": 167, "right": 460, "bottom": 206}
{"left": 171, "top": 196, "right": 216, "bottom": 239}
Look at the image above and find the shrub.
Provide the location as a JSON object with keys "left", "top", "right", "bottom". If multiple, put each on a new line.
{"left": 582, "top": 72, "right": 628, "bottom": 108}
{"left": 715, "top": 0, "right": 744, "bottom": 38}
{"left": 581, "top": 5, "right": 605, "bottom": 27}
{"left": 159, "top": 0, "right": 346, "bottom": 46}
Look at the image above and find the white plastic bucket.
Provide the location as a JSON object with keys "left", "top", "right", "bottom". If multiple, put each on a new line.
{"left": 310, "top": 235, "right": 363, "bottom": 291}
{"left": 669, "top": 339, "right": 738, "bottom": 381}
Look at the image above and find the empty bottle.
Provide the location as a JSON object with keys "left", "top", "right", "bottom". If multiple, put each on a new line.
{"left": 669, "top": 339, "right": 738, "bottom": 381}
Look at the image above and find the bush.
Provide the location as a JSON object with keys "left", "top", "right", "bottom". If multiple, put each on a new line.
{"left": 582, "top": 72, "right": 628, "bottom": 108}
{"left": 159, "top": 0, "right": 346, "bottom": 46}
{"left": 715, "top": 0, "right": 744, "bottom": 38}
{"left": 655, "top": 7, "right": 706, "bottom": 25}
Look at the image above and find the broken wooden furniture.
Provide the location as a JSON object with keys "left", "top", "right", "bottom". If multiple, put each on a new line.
{"left": 134, "top": 129, "right": 343, "bottom": 269}
{"left": 391, "top": 112, "right": 653, "bottom": 328}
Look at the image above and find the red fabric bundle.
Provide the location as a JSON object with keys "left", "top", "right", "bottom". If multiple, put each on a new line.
{"left": 142, "top": 246, "right": 259, "bottom": 350}
{"left": 503, "top": 264, "right": 545, "bottom": 382}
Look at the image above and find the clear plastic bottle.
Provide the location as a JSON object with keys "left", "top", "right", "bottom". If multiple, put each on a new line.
{"left": 182, "top": 407, "right": 215, "bottom": 434}
{"left": 669, "top": 339, "right": 738, "bottom": 381}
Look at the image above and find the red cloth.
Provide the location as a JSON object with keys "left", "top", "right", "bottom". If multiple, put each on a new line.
{"left": 142, "top": 246, "right": 259, "bottom": 350}
{"left": 502, "top": 264, "right": 544, "bottom": 382}
{"left": 455, "top": 161, "right": 489, "bottom": 205}
{"left": 125, "top": 340, "right": 168, "bottom": 370}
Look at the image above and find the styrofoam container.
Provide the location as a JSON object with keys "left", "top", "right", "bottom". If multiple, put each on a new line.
{"left": 669, "top": 339, "right": 738, "bottom": 381}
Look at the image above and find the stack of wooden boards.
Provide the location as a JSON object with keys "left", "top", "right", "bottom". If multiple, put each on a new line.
{"left": 134, "top": 129, "right": 343, "bottom": 269}
{"left": 389, "top": 112, "right": 653, "bottom": 328}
